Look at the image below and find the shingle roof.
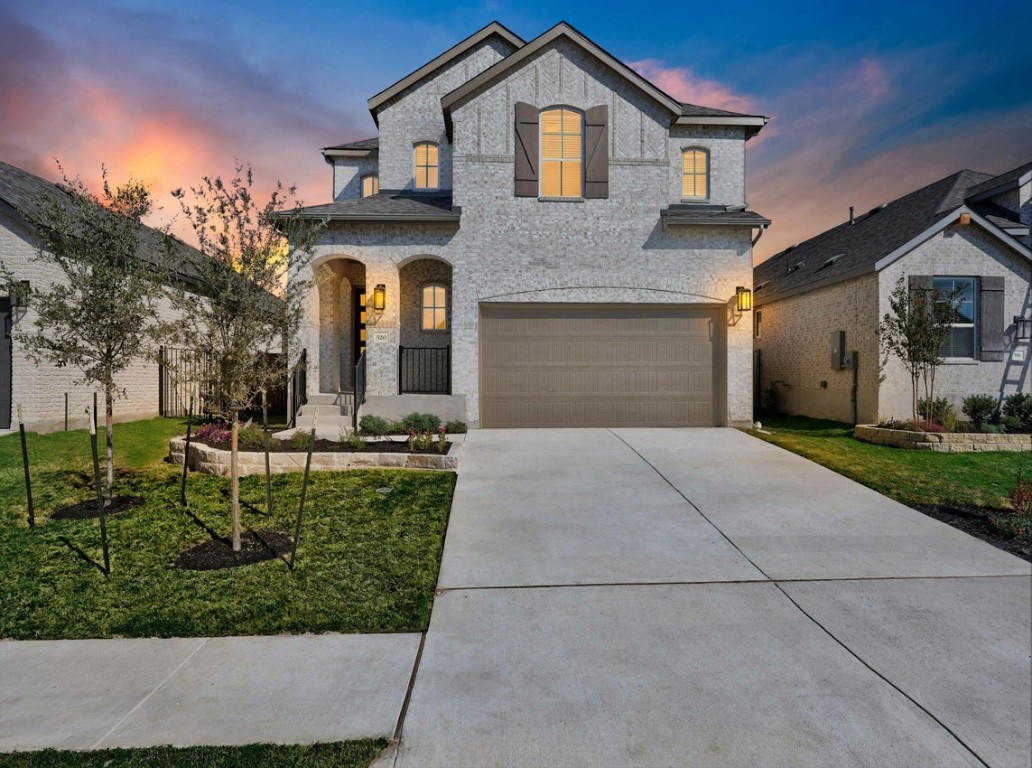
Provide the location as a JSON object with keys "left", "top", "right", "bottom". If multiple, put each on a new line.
{"left": 678, "top": 103, "right": 762, "bottom": 119}
{"left": 661, "top": 204, "right": 770, "bottom": 227}
{"left": 293, "top": 190, "right": 459, "bottom": 222}
{"left": 322, "top": 137, "right": 379, "bottom": 152}
{"left": 753, "top": 169, "right": 997, "bottom": 304}
{"left": 0, "top": 160, "right": 207, "bottom": 287}
{"left": 965, "top": 160, "right": 1032, "bottom": 199}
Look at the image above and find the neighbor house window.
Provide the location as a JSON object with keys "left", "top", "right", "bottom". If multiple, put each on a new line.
{"left": 361, "top": 174, "right": 379, "bottom": 197}
{"left": 682, "top": 148, "right": 709, "bottom": 199}
{"left": 540, "top": 107, "right": 582, "bottom": 198}
{"left": 754, "top": 309, "right": 762, "bottom": 338}
{"left": 934, "top": 276, "right": 976, "bottom": 358}
{"left": 414, "top": 143, "right": 439, "bottom": 190}
{"left": 422, "top": 284, "right": 447, "bottom": 331}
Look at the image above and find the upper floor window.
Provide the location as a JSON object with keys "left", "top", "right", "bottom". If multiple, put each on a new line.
{"left": 361, "top": 174, "right": 379, "bottom": 198}
{"left": 414, "top": 142, "right": 439, "bottom": 190}
{"left": 934, "top": 276, "right": 977, "bottom": 358}
{"left": 540, "top": 107, "right": 582, "bottom": 198}
{"left": 422, "top": 284, "right": 447, "bottom": 331}
{"left": 682, "top": 148, "right": 709, "bottom": 199}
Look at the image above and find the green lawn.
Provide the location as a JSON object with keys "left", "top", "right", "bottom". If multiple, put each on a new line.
{"left": 748, "top": 417, "right": 1029, "bottom": 509}
{"left": 0, "top": 740, "right": 387, "bottom": 767}
{"left": 0, "top": 418, "right": 455, "bottom": 640}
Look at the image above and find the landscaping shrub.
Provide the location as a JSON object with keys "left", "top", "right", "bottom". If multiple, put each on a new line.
{"left": 998, "top": 415, "right": 1023, "bottom": 433}
{"left": 194, "top": 422, "right": 231, "bottom": 443}
{"left": 982, "top": 423, "right": 1008, "bottom": 434}
{"left": 289, "top": 430, "right": 312, "bottom": 451}
{"left": 401, "top": 412, "right": 441, "bottom": 433}
{"left": 962, "top": 394, "right": 998, "bottom": 430}
{"left": 359, "top": 414, "right": 390, "bottom": 436}
{"left": 918, "top": 397, "right": 954, "bottom": 425}
{"left": 341, "top": 430, "right": 365, "bottom": 451}
{"left": 1002, "top": 393, "right": 1032, "bottom": 432}
{"left": 992, "top": 470, "right": 1032, "bottom": 541}
{"left": 237, "top": 424, "right": 266, "bottom": 450}
{"left": 387, "top": 420, "right": 407, "bottom": 434}
{"left": 444, "top": 420, "right": 468, "bottom": 433}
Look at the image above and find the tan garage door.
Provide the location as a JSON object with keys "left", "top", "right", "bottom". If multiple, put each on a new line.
{"left": 480, "top": 304, "right": 723, "bottom": 428}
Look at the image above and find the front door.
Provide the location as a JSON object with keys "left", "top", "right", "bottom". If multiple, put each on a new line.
{"left": 353, "top": 287, "right": 367, "bottom": 361}
{"left": 1, "top": 298, "right": 12, "bottom": 429}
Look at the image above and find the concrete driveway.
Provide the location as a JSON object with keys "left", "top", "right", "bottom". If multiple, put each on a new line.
{"left": 386, "top": 428, "right": 1031, "bottom": 768}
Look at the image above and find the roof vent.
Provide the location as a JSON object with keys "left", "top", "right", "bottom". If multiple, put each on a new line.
{"left": 818, "top": 254, "right": 845, "bottom": 270}
{"left": 786, "top": 261, "right": 804, "bottom": 275}
{"left": 849, "top": 206, "right": 854, "bottom": 225}
{"left": 754, "top": 280, "right": 770, "bottom": 292}
{"left": 867, "top": 203, "right": 888, "bottom": 216}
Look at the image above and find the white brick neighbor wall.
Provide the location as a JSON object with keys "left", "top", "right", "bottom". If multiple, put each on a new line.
{"left": 1, "top": 209, "right": 183, "bottom": 433}
{"left": 293, "top": 32, "right": 761, "bottom": 426}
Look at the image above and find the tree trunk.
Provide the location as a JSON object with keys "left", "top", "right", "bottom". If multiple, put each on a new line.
{"left": 231, "top": 415, "right": 241, "bottom": 552}
{"left": 105, "top": 388, "right": 114, "bottom": 506}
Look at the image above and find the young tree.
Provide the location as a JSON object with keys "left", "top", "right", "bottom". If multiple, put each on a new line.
{"left": 168, "top": 166, "right": 324, "bottom": 551}
{"left": 879, "top": 276, "right": 962, "bottom": 421}
{"left": 0, "top": 166, "right": 173, "bottom": 504}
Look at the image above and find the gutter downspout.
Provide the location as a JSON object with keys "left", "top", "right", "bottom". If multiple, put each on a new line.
{"left": 751, "top": 223, "right": 768, "bottom": 247}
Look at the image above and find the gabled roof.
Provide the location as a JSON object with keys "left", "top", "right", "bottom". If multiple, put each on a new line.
{"left": 367, "top": 21, "right": 525, "bottom": 124}
{"left": 753, "top": 169, "right": 1031, "bottom": 305}
{"left": 292, "top": 190, "right": 459, "bottom": 223}
{"left": 441, "top": 21, "right": 768, "bottom": 139}
{"left": 965, "top": 160, "right": 1032, "bottom": 201}
{"left": 0, "top": 160, "right": 208, "bottom": 288}
{"left": 323, "top": 137, "right": 379, "bottom": 152}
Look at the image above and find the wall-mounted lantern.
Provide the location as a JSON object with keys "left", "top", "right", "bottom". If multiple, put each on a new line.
{"left": 1015, "top": 315, "right": 1032, "bottom": 341}
{"left": 372, "top": 284, "right": 386, "bottom": 312}
{"left": 735, "top": 286, "right": 752, "bottom": 312}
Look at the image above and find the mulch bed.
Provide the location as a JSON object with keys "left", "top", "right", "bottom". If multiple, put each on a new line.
{"left": 195, "top": 437, "right": 451, "bottom": 455}
{"left": 50, "top": 495, "right": 144, "bottom": 520}
{"left": 909, "top": 504, "right": 1031, "bottom": 562}
{"left": 172, "top": 529, "right": 294, "bottom": 571}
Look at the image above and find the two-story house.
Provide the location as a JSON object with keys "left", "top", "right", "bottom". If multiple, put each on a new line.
{"left": 289, "top": 21, "right": 769, "bottom": 430}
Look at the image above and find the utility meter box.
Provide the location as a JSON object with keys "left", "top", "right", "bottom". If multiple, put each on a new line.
{"left": 830, "top": 331, "right": 846, "bottom": 370}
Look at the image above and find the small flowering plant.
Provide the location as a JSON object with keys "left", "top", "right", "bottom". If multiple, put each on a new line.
{"left": 437, "top": 426, "right": 448, "bottom": 454}
{"left": 194, "top": 422, "right": 232, "bottom": 444}
{"left": 407, "top": 429, "right": 418, "bottom": 452}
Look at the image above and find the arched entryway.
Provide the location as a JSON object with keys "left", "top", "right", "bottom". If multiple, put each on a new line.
{"left": 399, "top": 257, "right": 453, "bottom": 394}
{"left": 317, "top": 258, "right": 366, "bottom": 392}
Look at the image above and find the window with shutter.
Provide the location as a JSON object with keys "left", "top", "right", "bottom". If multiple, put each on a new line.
{"left": 584, "top": 105, "right": 609, "bottom": 199}
{"left": 414, "top": 143, "right": 439, "bottom": 190}
{"left": 933, "top": 276, "right": 977, "bottom": 358}
{"left": 514, "top": 102, "right": 539, "bottom": 197}
{"left": 540, "top": 107, "right": 582, "bottom": 198}
{"left": 682, "top": 148, "right": 709, "bottom": 199}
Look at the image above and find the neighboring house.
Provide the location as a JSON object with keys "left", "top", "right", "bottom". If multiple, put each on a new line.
{"left": 290, "top": 21, "right": 770, "bottom": 430}
{"left": 753, "top": 163, "right": 1032, "bottom": 424}
{"left": 0, "top": 161, "right": 209, "bottom": 433}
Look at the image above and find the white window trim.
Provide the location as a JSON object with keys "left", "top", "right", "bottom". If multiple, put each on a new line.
{"left": 360, "top": 173, "right": 379, "bottom": 198}
{"left": 538, "top": 105, "right": 584, "bottom": 200}
{"left": 412, "top": 141, "right": 440, "bottom": 192}
{"left": 421, "top": 282, "right": 449, "bottom": 332}
{"left": 680, "top": 146, "right": 710, "bottom": 202}
{"left": 934, "top": 275, "right": 978, "bottom": 361}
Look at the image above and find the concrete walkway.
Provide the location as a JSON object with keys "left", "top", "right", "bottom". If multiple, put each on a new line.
{"left": 387, "top": 428, "right": 1031, "bottom": 768}
{"left": 1, "top": 633, "right": 420, "bottom": 752}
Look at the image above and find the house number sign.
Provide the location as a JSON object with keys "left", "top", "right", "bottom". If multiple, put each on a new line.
{"left": 372, "top": 331, "right": 391, "bottom": 344}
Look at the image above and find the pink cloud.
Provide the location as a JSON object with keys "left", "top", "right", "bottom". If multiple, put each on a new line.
{"left": 628, "top": 59, "right": 757, "bottom": 114}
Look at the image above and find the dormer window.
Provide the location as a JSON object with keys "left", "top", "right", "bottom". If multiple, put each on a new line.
{"left": 361, "top": 174, "right": 379, "bottom": 198}
{"left": 540, "top": 107, "right": 583, "bottom": 198}
{"left": 414, "top": 142, "right": 439, "bottom": 190}
{"left": 682, "top": 148, "right": 709, "bottom": 199}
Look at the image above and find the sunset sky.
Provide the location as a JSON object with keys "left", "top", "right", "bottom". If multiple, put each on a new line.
{"left": 2, "top": 0, "right": 1030, "bottom": 263}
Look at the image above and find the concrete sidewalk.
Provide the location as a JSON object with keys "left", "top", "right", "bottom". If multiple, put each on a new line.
{"left": 1, "top": 633, "right": 420, "bottom": 752}
{"left": 388, "top": 428, "right": 1031, "bottom": 768}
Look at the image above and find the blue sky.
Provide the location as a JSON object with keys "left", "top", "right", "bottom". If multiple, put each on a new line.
{"left": 2, "top": 0, "right": 1030, "bottom": 260}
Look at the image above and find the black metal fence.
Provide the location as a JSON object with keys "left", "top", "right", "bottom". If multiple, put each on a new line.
{"left": 288, "top": 349, "right": 307, "bottom": 428}
{"left": 353, "top": 350, "right": 366, "bottom": 431}
{"left": 399, "top": 346, "right": 450, "bottom": 395}
{"left": 159, "top": 346, "right": 211, "bottom": 418}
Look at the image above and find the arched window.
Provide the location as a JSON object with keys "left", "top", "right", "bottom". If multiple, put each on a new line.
{"left": 421, "top": 284, "right": 447, "bottom": 330}
{"left": 540, "top": 107, "right": 582, "bottom": 198}
{"left": 682, "top": 148, "right": 709, "bottom": 199}
{"left": 361, "top": 174, "right": 379, "bottom": 197}
{"left": 414, "top": 143, "right": 439, "bottom": 190}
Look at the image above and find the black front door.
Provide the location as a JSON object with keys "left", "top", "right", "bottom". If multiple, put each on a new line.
{"left": 353, "top": 286, "right": 367, "bottom": 361}
{"left": 1, "top": 298, "right": 12, "bottom": 429}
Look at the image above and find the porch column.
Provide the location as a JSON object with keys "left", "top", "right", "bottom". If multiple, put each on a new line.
{"left": 363, "top": 262, "right": 400, "bottom": 396}
{"left": 298, "top": 260, "right": 321, "bottom": 392}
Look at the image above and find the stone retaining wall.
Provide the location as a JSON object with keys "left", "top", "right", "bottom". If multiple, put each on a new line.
{"left": 168, "top": 436, "right": 461, "bottom": 476}
{"left": 854, "top": 425, "right": 1032, "bottom": 452}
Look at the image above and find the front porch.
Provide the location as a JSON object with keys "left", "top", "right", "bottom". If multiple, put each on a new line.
{"left": 291, "top": 255, "right": 464, "bottom": 433}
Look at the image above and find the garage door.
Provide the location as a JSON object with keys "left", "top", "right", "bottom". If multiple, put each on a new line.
{"left": 480, "top": 304, "right": 723, "bottom": 428}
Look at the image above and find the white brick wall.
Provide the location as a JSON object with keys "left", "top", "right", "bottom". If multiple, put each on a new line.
{"left": 292, "top": 33, "right": 759, "bottom": 426}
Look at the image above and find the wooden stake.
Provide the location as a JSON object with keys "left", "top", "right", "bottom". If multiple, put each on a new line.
{"left": 17, "top": 405, "right": 34, "bottom": 528}
{"left": 288, "top": 407, "right": 318, "bottom": 570}
{"left": 88, "top": 405, "right": 110, "bottom": 576}
{"left": 181, "top": 395, "right": 194, "bottom": 508}
{"left": 262, "top": 388, "right": 273, "bottom": 516}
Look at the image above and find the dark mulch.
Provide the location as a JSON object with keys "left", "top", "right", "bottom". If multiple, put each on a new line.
{"left": 172, "top": 529, "right": 294, "bottom": 571}
{"left": 195, "top": 437, "right": 451, "bottom": 455}
{"left": 909, "top": 503, "right": 1031, "bottom": 562}
{"left": 50, "top": 495, "right": 144, "bottom": 520}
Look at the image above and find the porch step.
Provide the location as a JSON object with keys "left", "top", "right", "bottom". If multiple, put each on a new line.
{"left": 302, "top": 392, "right": 356, "bottom": 416}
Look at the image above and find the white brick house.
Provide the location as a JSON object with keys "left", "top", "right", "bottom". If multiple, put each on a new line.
{"left": 754, "top": 163, "right": 1031, "bottom": 424}
{"left": 290, "top": 21, "right": 770, "bottom": 430}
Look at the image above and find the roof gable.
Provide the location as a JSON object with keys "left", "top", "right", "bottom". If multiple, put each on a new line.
{"left": 965, "top": 160, "right": 1032, "bottom": 202}
{"left": 367, "top": 22, "right": 524, "bottom": 123}
{"left": 441, "top": 22, "right": 766, "bottom": 138}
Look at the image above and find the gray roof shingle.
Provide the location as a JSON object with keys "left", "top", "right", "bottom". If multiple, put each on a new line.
{"left": 661, "top": 204, "right": 770, "bottom": 227}
{"left": 753, "top": 169, "right": 997, "bottom": 303}
{"left": 323, "top": 137, "right": 379, "bottom": 152}
{"left": 965, "top": 160, "right": 1032, "bottom": 199}
{"left": 293, "top": 190, "right": 459, "bottom": 222}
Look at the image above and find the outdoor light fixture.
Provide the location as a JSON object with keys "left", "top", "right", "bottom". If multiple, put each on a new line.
{"left": 736, "top": 286, "right": 752, "bottom": 312}
{"left": 372, "top": 284, "right": 386, "bottom": 312}
{"left": 1016, "top": 315, "right": 1032, "bottom": 341}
